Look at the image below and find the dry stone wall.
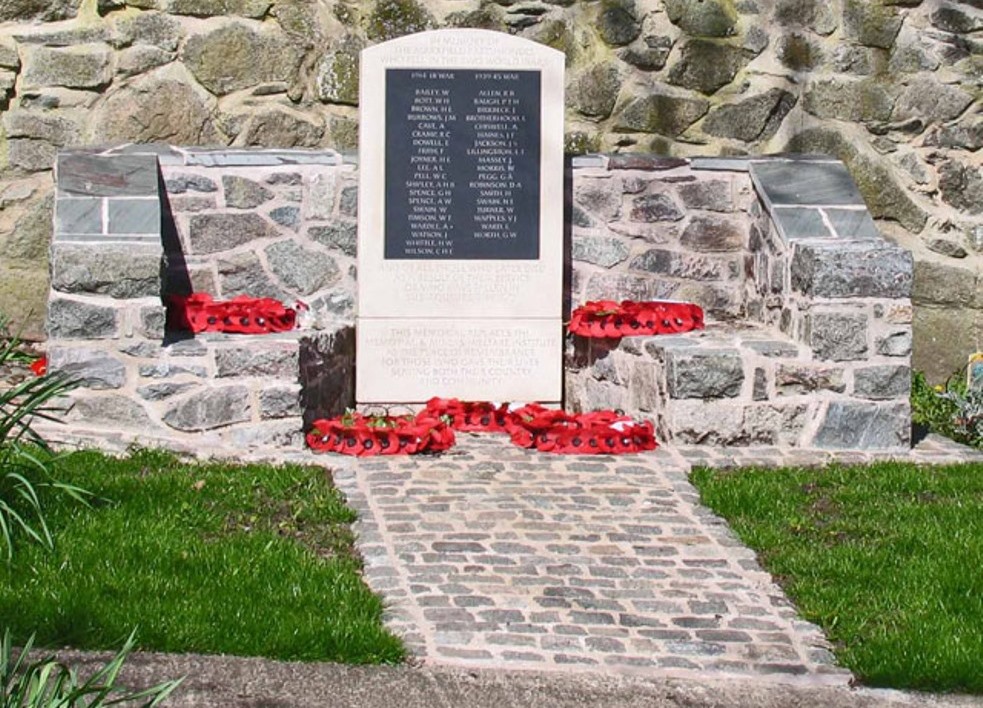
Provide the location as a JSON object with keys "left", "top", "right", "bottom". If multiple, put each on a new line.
{"left": 0, "top": 0, "right": 979, "bottom": 379}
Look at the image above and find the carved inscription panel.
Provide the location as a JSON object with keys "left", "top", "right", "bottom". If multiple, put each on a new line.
{"left": 358, "top": 29, "right": 564, "bottom": 320}
{"left": 356, "top": 319, "right": 562, "bottom": 403}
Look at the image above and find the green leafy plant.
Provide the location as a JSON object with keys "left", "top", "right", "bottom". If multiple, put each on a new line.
{"left": 0, "top": 321, "right": 182, "bottom": 706}
{"left": 939, "top": 386, "right": 983, "bottom": 449}
{"left": 911, "top": 370, "right": 981, "bottom": 448}
{"left": 1, "top": 629, "right": 181, "bottom": 707}
{"left": 911, "top": 370, "right": 963, "bottom": 441}
{"left": 0, "top": 315, "right": 88, "bottom": 559}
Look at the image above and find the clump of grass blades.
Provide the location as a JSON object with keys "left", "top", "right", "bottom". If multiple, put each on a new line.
{"left": 0, "top": 316, "right": 174, "bottom": 705}
{"left": 0, "top": 315, "right": 89, "bottom": 560}
{"left": 1, "top": 629, "right": 180, "bottom": 707}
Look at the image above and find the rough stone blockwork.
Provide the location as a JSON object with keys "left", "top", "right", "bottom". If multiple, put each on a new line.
{"left": 565, "top": 155, "right": 913, "bottom": 450}
{"left": 47, "top": 148, "right": 912, "bottom": 454}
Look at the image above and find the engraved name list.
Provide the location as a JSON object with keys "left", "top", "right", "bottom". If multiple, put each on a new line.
{"left": 384, "top": 69, "right": 541, "bottom": 260}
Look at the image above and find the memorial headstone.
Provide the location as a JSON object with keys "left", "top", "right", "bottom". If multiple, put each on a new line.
{"left": 356, "top": 30, "right": 565, "bottom": 403}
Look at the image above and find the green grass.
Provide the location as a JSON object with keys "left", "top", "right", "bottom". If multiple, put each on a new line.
{"left": 692, "top": 461, "right": 983, "bottom": 694}
{"left": 0, "top": 448, "right": 404, "bottom": 665}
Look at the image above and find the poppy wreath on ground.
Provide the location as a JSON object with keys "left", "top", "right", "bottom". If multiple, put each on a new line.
{"left": 423, "top": 397, "right": 512, "bottom": 432}
{"left": 420, "top": 398, "right": 658, "bottom": 455}
{"left": 306, "top": 411, "right": 455, "bottom": 457}
{"left": 169, "top": 293, "right": 304, "bottom": 334}
{"left": 504, "top": 403, "right": 658, "bottom": 455}
{"left": 568, "top": 300, "right": 705, "bottom": 338}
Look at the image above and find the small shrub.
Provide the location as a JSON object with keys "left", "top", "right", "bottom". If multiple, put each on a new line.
{"left": 1, "top": 629, "right": 181, "bottom": 707}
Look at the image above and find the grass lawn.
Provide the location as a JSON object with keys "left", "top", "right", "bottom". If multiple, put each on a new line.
{"left": 0, "top": 448, "right": 404, "bottom": 664}
{"left": 691, "top": 461, "right": 983, "bottom": 694}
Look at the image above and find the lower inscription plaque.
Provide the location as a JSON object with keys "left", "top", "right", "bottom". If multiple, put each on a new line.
{"left": 357, "top": 318, "right": 562, "bottom": 402}
{"left": 385, "top": 68, "right": 541, "bottom": 260}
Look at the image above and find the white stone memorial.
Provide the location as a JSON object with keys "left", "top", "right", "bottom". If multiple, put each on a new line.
{"left": 356, "top": 29, "right": 565, "bottom": 403}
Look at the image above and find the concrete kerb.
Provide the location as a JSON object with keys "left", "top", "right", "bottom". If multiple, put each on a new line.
{"left": 46, "top": 648, "right": 983, "bottom": 708}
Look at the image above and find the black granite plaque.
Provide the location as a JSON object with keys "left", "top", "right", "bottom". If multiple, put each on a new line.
{"left": 384, "top": 68, "right": 541, "bottom": 260}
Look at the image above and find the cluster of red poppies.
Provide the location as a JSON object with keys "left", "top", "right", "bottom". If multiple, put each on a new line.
{"left": 568, "top": 300, "right": 704, "bottom": 338}
{"left": 306, "top": 411, "right": 455, "bottom": 456}
{"left": 169, "top": 294, "right": 303, "bottom": 334}
{"left": 307, "top": 399, "right": 658, "bottom": 457}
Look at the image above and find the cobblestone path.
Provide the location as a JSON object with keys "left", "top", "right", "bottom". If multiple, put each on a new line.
{"left": 332, "top": 435, "right": 852, "bottom": 683}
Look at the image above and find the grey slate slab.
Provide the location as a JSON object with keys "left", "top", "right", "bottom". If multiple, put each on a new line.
{"left": 750, "top": 161, "right": 864, "bottom": 207}
{"left": 822, "top": 208, "right": 881, "bottom": 240}
{"left": 771, "top": 207, "right": 833, "bottom": 240}
{"left": 571, "top": 154, "right": 606, "bottom": 169}
{"left": 56, "top": 234, "right": 160, "bottom": 244}
{"left": 690, "top": 156, "right": 751, "bottom": 172}
{"left": 183, "top": 149, "right": 342, "bottom": 167}
{"left": 55, "top": 197, "right": 103, "bottom": 236}
{"left": 108, "top": 197, "right": 160, "bottom": 234}
{"left": 57, "top": 153, "right": 158, "bottom": 197}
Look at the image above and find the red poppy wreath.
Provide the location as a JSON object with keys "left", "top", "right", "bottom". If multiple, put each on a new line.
{"left": 309, "top": 399, "right": 658, "bottom": 457}
{"left": 170, "top": 294, "right": 305, "bottom": 335}
{"left": 569, "top": 300, "right": 704, "bottom": 338}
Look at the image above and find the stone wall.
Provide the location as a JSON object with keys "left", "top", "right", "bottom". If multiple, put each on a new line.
{"left": 47, "top": 146, "right": 355, "bottom": 453}
{"left": 0, "top": 0, "right": 979, "bottom": 378}
{"left": 45, "top": 147, "right": 912, "bottom": 453}
{"left": 565, "top": 154, "right": 913, "bottom": 449}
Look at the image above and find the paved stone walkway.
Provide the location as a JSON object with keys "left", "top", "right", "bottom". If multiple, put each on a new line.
{"left": 331, "top": 435, "right": 861, "bottom": 684}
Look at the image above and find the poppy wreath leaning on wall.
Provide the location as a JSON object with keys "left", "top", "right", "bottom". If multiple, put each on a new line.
{"left": 307, "top": 399, "right": 658, "bottom": 457}
{"left": 169, "top": 294, "right": 305, "bottom": 334}
{"left": 306, "top": 410, "right": 456, "bottom": 456}
{"left": 569, "top": 300, "right": 704, "bottom": 338}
